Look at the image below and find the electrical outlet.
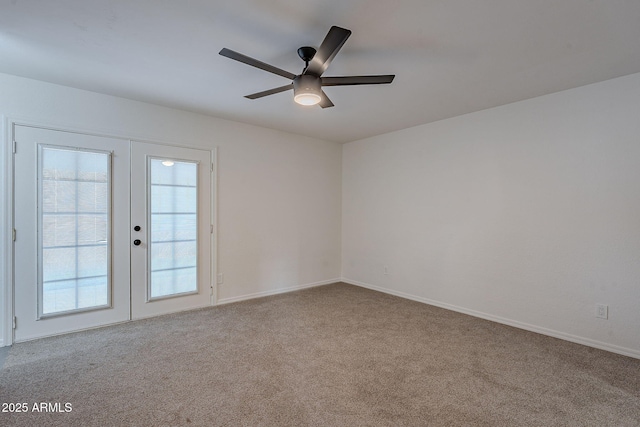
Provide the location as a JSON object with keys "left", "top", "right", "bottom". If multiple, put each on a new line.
{"left": 217, "top": 273, "right": 224, "bottom": 284}
{"left": 596, "top": 304, "right": 608, "bottom": 319}
{"left": 383, "top": 265, "right": 389, "bottom": 275}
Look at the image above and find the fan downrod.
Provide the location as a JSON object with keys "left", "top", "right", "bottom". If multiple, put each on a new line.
{"left": 297, "top": 46, "right": 316, "bottom": 70}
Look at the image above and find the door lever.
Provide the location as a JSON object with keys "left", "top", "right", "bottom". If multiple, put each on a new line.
{"left": 133, "top": 239, "right": 142, "bottom": 246}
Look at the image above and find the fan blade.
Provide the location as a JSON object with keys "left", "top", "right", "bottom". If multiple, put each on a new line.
{"left": 318, "top": 90, "right": 334, "bottom": 108}
{"left": 245, "top": 84, "right": 293, "bottom": 99}
{"left": 219, "top": 48, "right": 296, "bottom": 80}
{"left": 304, "top": 26, "right": 351, "bottom": 77}
{"left": 321, "top": 75, "right": 395, "bottom": 86}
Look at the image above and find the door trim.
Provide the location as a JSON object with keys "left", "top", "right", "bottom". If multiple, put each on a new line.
{"left": 3, "top": 120, "right": 217, "bottom": 345}
{"left": 1, "top": 116, "right": 12, "bottom": 347}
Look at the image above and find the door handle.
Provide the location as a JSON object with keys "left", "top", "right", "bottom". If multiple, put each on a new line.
{"left": 133, "top": 239, "right": 142, "bottom": 246}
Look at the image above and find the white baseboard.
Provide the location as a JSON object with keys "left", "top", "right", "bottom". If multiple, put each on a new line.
{"left": 341, "top": 277, "right": 640, "bottom": 360}
{"left": 216, "top": 278, "right": 340, "bottom": 306}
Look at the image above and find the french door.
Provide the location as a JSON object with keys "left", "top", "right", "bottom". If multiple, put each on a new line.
{"left": 130, "top": 141, "right": 212, "bottom": 319}
{"left": 13, "top": 126, "right": 212, "bottom": 342}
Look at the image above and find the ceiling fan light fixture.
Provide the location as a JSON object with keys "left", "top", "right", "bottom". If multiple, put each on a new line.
{"left": 219, "top": 26, "right": 394, "bottom": 109}
{"left": 293, "top": 75, "right": 321, "bottom": 106}
{"left": 294, "top": 92, "right": 321, "bottom": 106}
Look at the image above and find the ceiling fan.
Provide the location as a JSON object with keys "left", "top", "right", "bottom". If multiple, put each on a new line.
{"left": 219, "top": 26, "right": 395, "bottom": 108}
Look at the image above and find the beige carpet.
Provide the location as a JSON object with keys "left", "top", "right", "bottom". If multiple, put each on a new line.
{"left": 1, "top": 283, "right": 639, "bottom": 426}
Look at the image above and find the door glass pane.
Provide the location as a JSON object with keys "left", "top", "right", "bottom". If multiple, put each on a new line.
{"left": 39, "top": 146, "right": 111, "bottom": 316}
{"left": 149, "top": 159, "right": 198, "bottom": 298}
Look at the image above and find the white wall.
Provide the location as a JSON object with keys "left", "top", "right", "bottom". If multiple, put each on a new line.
{"left": 4, "top": 70, "right": 640, "bottom": 358}
{"left": 0, "top": 73, "right": 342, "bottom": 344}
{"left": 342, "top": 72, "right": 640, "bottom": 358}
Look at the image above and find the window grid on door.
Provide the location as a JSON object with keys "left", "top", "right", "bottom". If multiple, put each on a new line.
{"left": 38, "top": 145, "right": 112, "bottom": 317}
{"left": 148, "top": 158, "right": 198, "bottom": 299}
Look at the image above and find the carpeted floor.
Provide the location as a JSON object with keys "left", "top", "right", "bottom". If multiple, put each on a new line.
{"left": 1, "top": 282, "right": 639, "bottom": 426}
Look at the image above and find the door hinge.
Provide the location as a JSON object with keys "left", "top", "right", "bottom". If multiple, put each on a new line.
{"left": 12, "top": 228, "right": 16, "bottom": 242}
{"left": 210, "top": 286, "right": 214, "bottom": 296}
{"left": 12, "top": 140, "right": 17, "bottom": 154}
{"left": 13, "top": 316, "right": 17, "bottom": 329}
{"left": 210, "top": 225, "right": 214, "bottom": 234}
{"left": 211, "top": 163, "right": 214, "bottom": 172}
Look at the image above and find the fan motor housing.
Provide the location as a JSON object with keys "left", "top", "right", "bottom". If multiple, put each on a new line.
{"left": 293, "top": 74, "right": 322, "bottom": 105}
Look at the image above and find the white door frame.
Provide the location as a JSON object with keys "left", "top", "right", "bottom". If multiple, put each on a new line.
{"left": 1, "top": 119, "right": 217, "bottom": 346}
{"left": 1, "top": 116, "right": 12, "bottom": 347}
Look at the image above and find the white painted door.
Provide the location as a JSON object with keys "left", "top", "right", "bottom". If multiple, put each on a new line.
{"left": 13, "top": 125, "right": 131, "bottom": 342}
{"left": 13, "top": 127, "right": 213, "bottom": 341}
{"left": 130, "top": 141, "right": 212, "bottom": 319}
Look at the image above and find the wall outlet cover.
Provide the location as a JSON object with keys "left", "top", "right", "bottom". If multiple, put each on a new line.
{"left": 596, "top": 304, "right": 608, "bottom": 319}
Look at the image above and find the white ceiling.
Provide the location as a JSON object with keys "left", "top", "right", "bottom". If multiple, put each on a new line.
{"left": 1, "top": 0, "right": 640, "bottom": 143}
